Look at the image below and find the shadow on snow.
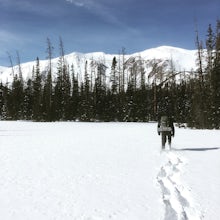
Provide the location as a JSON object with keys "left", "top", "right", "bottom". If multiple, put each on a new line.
{"left": 173, "top": 147, "right": 220, "bottom": 152}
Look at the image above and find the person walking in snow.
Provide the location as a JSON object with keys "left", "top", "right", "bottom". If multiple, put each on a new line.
{"left": 157, "top": 115, "right": 175, "bottom": 149}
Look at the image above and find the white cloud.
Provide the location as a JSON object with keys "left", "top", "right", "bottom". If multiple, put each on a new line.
{"left": 65, "top": 0, "right": 140, "bottom": 38}
{"left": 66, "top": 0, "right": 95, "bottom": 8}
{"left": 66, "top": 0, "right": 119, "bottom": 24}
{"left": 66, "top": 0, "right": 85, "bottom": 7}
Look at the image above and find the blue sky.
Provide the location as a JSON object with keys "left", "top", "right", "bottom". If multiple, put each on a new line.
{"left": 0, "top": 0, "right": 219, "bottom": 66}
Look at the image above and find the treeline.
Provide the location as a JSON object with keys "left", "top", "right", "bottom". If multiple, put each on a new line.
{"left": 0, "top": 21, "right": 219, "bottom": 128}
{"left": 189, "top": 19, "right": 220, "bottom": 128}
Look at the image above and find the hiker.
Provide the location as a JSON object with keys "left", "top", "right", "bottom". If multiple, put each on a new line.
{"left": 157, "top": 115, "right": 175, "bottom": 149}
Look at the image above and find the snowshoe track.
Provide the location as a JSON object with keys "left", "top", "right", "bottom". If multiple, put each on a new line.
{"left": 157, "top": 152, "right": 202, "bottom": 220}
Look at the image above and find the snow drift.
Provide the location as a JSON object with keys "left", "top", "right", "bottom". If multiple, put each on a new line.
{"left": 0, "top": 121, "right": 219, "bottom": 220}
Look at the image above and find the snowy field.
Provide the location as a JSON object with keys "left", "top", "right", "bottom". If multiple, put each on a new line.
{"left": 0, "top": 121, "right": 219, "bottom": 220}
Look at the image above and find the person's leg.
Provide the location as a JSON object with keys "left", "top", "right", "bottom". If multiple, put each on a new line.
{"left": 168, "top": 134, "right": 172, "bottom": 148}
{"left": 162, "top": 133, "right": 166, "bottom": 149}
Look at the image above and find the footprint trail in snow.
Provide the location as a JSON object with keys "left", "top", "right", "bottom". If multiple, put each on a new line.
{"left": 157, "top": 151, "right": 203, "bottom": 220}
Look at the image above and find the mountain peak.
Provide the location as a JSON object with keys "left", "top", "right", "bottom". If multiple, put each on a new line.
{"left": 0, "top": 46, "right": 197, "bottom": 84}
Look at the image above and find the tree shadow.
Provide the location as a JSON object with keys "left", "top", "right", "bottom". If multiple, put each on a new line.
{"left": 173, "top": 147, "right": 220, "bottom": 152}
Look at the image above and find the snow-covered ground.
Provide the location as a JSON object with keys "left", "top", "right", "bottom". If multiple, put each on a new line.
{"left": 0, "top": 121, "right": 219, "bottom": 220}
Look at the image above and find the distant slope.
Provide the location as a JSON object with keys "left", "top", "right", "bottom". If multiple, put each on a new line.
{"left": 0, "top": 46, "right": 198, "bottom": 85}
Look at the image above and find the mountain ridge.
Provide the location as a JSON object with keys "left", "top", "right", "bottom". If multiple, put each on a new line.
{"left": 0, "top": 45, "right": 198, "bottom": 84}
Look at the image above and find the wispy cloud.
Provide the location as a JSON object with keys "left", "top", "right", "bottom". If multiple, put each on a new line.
{"left": 66, "top": 0, "right": 86, "bottom": 7}
{"left": 67, "top": 0, "right": 119, "bottom": 23}
{"left": 66, "top": 0, "right": 96, "bottom": 9}
{"left": 65, "top": 0, "right": 139, "bottom": 36}
{"left": 66, "top": 0, "right": 119, "bottom": 23}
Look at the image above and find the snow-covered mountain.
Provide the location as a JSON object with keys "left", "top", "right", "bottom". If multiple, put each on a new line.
{"left": 0, "top": 46, "right": 198, "bottom": 85}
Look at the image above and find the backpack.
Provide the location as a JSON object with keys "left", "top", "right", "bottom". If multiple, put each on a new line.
{"left": 161, "top": 116, "right": 169, "bottom": 127}
{"left": 158, "top": 116, "right": 172, "bottom": 132}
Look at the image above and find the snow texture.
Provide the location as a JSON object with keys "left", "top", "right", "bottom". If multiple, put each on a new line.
{"left": 0, "top": 121, "right": 219, "bottom": 220}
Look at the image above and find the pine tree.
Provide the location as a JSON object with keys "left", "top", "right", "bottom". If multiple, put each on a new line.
{"left": 206, "top": 24, "right": 215, "bottom": 75}
{"left": 210, "top": 20, "right": 220, "bottom": 128}
{"left": 63, "top": 64, "right": 71, "bottom": 120}
{"left": 120, "top": 47, "right": 126, "bottom": 93}
{"left": 23, "top": 79, "right": 33, "bottom": 120}
{"left": 43, "top": 37, "right": 53, "bottom": 121}
{"left": 11, "top": 74, "right": 24, "bottom": 119}
{"left": 0, "top": 83, "right": 5, "bottom": 119}
{"left": 1, "top": 83, "right": 10, "bottom": 119}
{"left": 191, "top": 28, "right": 207, "bottom": 128}
{"left": 70, "top": 64, "right": 79, "bottom": 120}
{"left": 94, "top": 63, "right": 107, "bottom": 120}
{"left": 32, "top": 57, "right": 42, "bottom": 121}
{"left": 108, "top": 57, "right": 118, "bottom": 120}
{"left": 77, "top": 60, "right": 91, "bottom": 121}
{"left": 110, "top": 57, "right": 118, "bottom": 95}
{"left": 53, "top": 36, "right": 70, "bottom": 120}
